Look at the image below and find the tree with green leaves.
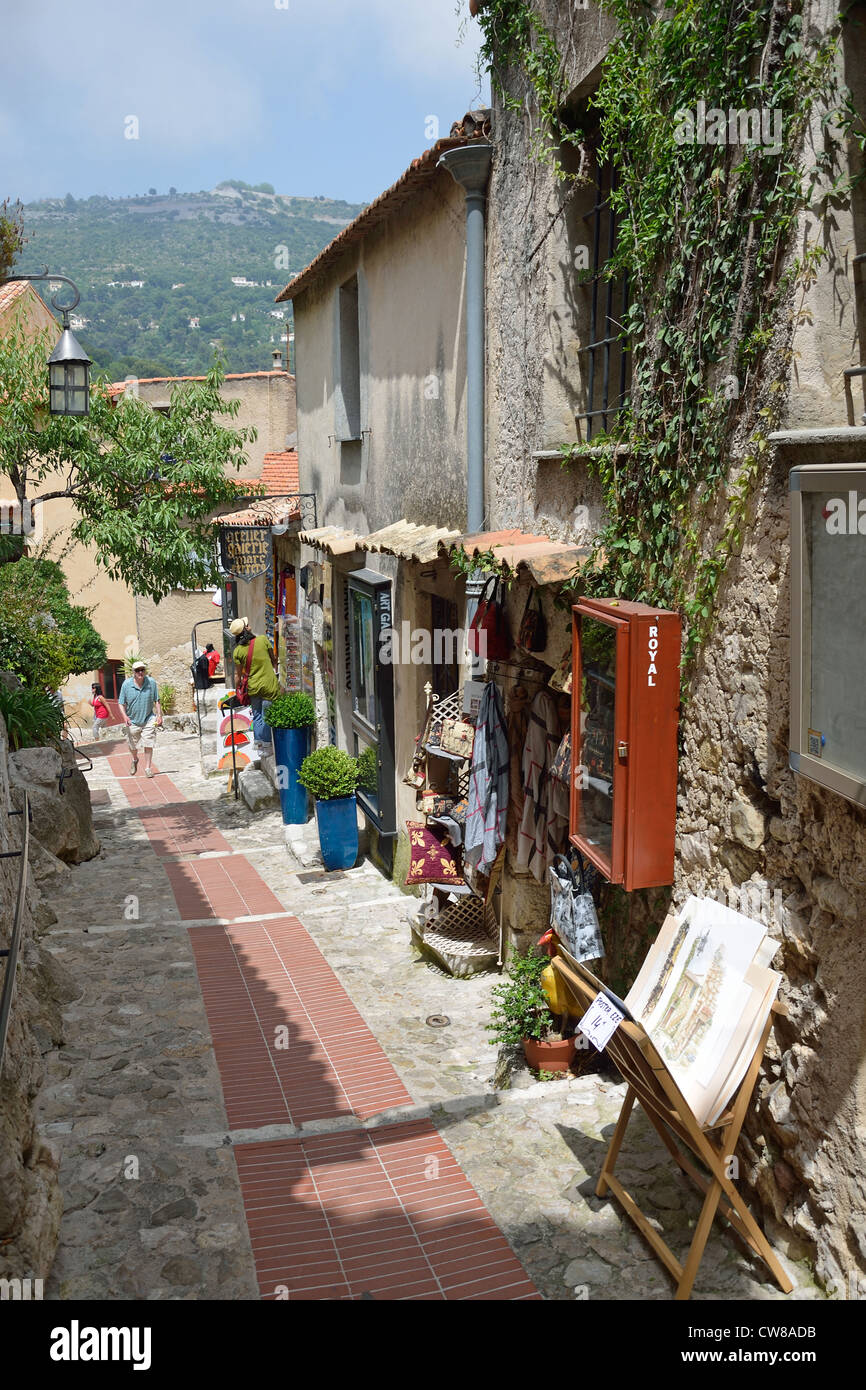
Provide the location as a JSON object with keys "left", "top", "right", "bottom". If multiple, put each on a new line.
{"left": 0, "top": 317, "right": 259, "bottom": 599}
{"left": 0, "top": 556, "right": 107, "bottom": 689}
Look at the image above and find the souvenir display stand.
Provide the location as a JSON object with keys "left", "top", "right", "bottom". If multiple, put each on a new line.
{"left": 409, "top": 685, "right": 502, "bottom": 977}
{"left": 549, "top": 951, "right": 793, "bottom": 1301}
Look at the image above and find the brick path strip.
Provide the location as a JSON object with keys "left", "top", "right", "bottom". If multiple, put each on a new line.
{"left": 112, "top": 753, "right": 538, "bottom": 1301}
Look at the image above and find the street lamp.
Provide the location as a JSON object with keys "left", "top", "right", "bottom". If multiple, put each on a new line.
{"left": 0, "top": 268, "right": 91, "bottom": 416}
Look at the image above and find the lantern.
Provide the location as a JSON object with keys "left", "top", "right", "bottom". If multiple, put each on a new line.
{"left": 48, "top": 324, "right": 91, "bottom": 417}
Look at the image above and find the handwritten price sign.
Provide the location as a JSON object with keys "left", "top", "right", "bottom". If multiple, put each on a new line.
{"left": 577, "top": 992, "right": 624, "bottom": 1052}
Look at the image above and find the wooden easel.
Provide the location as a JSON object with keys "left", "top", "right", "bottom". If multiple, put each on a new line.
{"left": 551, "top": 953, "right": 794, "bottom": 1301}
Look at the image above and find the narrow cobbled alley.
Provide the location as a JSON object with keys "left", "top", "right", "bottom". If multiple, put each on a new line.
{"left": 36, "top": 730, "right": 821, "bottom": 1302}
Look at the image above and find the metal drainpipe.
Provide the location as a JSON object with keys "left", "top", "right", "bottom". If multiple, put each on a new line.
{"left": 438, "top": 142, "right": 493, "bottom": 535}
{"left": 439, "top": 143, "right": 494, "bottom": 678}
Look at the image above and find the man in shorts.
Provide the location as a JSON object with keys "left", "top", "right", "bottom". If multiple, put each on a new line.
{"left": 118, "top": 660, "right": 163, "bottom": 777}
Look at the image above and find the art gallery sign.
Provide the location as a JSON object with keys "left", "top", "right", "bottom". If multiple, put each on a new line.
{"left": 219, "top": 524, "right": 271, "bottom": 579}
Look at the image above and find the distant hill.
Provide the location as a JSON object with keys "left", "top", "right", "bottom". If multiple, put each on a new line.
{"left": 16, "top": 183, "right": 366, "bottom": 381}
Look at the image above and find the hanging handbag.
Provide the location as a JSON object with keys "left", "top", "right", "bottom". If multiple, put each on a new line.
{"left": 548, "top": 853, "right": 604, "bottom": 963}
{"left": 468, "top": 576, "right": 510, "bottom": 661}
{"left": 549, "top": 730, "right": 572, "bottom": 786}
{"left": 234, "top": 637, "right": 255, "bottom": 707}
{"left": 439, "top": 718, "right": 475, "bottom": 759}
{"left": 517, "top": 588, "right": 546, "bottom": 653}
{"left": 549, "top": 647, "right": 572, "bottom": 694}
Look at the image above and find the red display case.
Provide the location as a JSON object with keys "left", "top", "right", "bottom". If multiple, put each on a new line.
{"left": 570, "top": 598, "right": 681, "bottom": 891}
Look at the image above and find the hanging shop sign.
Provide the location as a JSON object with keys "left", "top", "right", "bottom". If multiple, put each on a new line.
{"left": 220, "top": 525, "right": 271, "bottom": 579}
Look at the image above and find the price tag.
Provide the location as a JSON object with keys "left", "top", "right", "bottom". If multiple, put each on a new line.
{"left": 577, "top": 992, "right": 624, "bottom": 1052}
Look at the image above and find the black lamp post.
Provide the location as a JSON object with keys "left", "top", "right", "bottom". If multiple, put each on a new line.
{"left": 0, "top": 268, "right": 91, "bottom": 416}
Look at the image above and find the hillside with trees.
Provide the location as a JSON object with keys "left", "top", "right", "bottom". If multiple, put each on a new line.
{"left": 15, "top": 182, "right": 365, "bottom": 381}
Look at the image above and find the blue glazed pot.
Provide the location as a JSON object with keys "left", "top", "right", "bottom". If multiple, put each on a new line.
{"left": 315, "top": 794, "right": 359, "bottom": 871}
{"left": 271, "top": 725, "right": 311, "bottom": 825}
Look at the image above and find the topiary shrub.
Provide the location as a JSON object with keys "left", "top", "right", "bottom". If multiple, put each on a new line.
{"left": 264, "top": 691, "right": 316, "bottom": 729}
{"left": 297, "top": 746, "right": 359, "bottom": 801}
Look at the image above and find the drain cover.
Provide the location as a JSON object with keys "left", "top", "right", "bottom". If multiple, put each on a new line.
{"left": 426, "top": 1014, "right": 451, "bottom": 1028}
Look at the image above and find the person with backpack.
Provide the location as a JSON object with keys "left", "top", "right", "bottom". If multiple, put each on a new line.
{"left": 229, "top": 616, "right": 279, "bottom": 753}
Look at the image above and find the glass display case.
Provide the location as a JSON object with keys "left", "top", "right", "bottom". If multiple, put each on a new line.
{"left": 347, "top": 568, "right": 396, "bottom": 840}
{"left": 570, "top": 598, "right": 681, "bottom": 890}
{"left": 790, "top": 463, "right": 866, "bottom": 804}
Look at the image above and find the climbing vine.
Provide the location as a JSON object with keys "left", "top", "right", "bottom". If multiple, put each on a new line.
{"left": 471, "top": 0, "right": 865, "bottom": 671}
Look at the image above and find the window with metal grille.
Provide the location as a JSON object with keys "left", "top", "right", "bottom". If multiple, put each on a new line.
{"left": 575, "top": 154, "right": 631, "bottom": 441}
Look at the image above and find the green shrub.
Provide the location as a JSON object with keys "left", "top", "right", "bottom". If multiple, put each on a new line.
{"left": 357, "top": 744, "right": 378, "bottom": 792}
{"left": 297, "top": 746, "right": 358, "bottom": 801}
{"left": 159, "top": 684, "right": 175, "bottom": 712}
{"left": 486, "top": 949, "right": 554, "bottom": 1046}
{"left": 0, "top": 685, "right": 66, "bottom": 750}
{"left": 264, "top": 691, "right": 315, "bottom": 729}
{"left": 0, "top": 558, "right": 106, "bottom": 684}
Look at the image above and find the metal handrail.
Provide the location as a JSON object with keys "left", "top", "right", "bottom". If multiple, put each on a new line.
{"left": 0, "top": 792, "right": 31, "bottom": 1076}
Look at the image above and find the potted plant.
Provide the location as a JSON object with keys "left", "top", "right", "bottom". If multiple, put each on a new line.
{"left": 265, "top": 691, "right": 316, "bottom": 824}
{"left": 297, "top": 746, "right": 360, "bottom": 870}
{"left": 486, "top": 948, "right": 576, "bottom": 1075}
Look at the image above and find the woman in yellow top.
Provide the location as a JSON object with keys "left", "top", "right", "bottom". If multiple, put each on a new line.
{"left": 229, "top": 616, "right": 280, "bottom": 753}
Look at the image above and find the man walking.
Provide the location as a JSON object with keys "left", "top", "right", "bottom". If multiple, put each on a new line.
{"left": 229, "top": 617, "right": 279, "bottom": 755}
{"left": 118, "top": 660, "right": 163, "bottom": 777}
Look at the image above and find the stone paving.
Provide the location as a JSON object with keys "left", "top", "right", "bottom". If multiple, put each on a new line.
{"left": 37, "top": 729, "right": 824, "bottom": 1301}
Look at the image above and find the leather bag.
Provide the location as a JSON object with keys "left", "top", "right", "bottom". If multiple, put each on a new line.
{"left": 468, "top": 576, "right": 510, "bottom": 661}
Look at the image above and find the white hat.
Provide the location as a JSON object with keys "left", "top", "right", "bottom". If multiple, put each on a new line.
{"left": 131, "top": 660, "right": 147, "bottom": 671}
{"left": 229, "top": 616, "right": 249, "bottom": 637}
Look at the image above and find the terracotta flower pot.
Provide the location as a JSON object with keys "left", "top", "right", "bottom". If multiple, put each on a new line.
{"left": 522, "top": 1035, "right": 576, "bottom": 1074}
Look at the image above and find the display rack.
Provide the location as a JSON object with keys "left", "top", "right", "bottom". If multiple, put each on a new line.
{"left": 411, "top": 685, "right": 501, "bottom": 976}
{"left": 550, "top": 951, "right": 794, "bottom": 1301}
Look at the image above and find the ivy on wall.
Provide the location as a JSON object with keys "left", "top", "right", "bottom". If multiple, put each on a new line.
{"left": 471, "top": 0, "right": 864, "bottom": 670}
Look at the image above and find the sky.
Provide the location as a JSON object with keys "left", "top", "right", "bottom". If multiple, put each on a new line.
{"left": 2, "top": 0, "right": 488, "bottom": 206}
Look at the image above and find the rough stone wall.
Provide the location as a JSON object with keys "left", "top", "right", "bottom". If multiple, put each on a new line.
{"left": 0, "top": 719, "right": 83, "bottom": 1285}
{"left": 483, "top": 0, "right": 866, "bottom": 1291}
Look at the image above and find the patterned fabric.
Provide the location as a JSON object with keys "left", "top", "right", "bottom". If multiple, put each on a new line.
{"left": 464, "top": 682, "right": 509, "bottom": 874}
{"left": 404, "top": 822, "right": 466, "bottom": 887}
{"left": 516, "top": 688, "right": 569, "bottom": 883}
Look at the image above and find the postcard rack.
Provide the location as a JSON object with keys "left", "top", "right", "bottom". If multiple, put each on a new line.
{"left": 550, "top": 953, "right": 794, "bottom": 1302}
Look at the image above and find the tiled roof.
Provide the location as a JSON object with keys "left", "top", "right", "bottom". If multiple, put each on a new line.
{"left": 219, "top": 495, "right": 301, "bottom": 527}
{"left": 361, "top": 520, "right": 462, "bottom": 563}
{"left": 275, "top": 127, "right": 491, "bottom": 304}
{"left": 0, "top": 279, "right": 50, "bottom": 317}
{"left": 106, "top": 370, "right": 292, "bottom": 396}
{"left": 442, "top": 530, "right": 594, "bottom": 585}
{"left": 257, "top": 450, "right": 299, "bottom": 495}
{"left": 296, "top": 525, "right": 364, "bottom": 556}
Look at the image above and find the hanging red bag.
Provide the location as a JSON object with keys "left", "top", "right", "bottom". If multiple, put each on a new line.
{"left": 468, "top": 576, "right": 511, "bottom": 661}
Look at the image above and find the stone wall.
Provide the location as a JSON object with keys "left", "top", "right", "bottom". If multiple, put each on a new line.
{"left": 482, "top": 0, "right": 866, "bottom": 1291}
{"left": 0, "top": 719, "right": 95, "bottom": 1285}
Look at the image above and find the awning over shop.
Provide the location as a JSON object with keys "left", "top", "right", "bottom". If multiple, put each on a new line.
{"left": 218, "top": 495, "right": 301, "bottom": 527}
{"left": 296, "top": 525, "right": 364, "bottom": 556}
{"left": 360, "top": 520, "right": 462, "bottom": 563}
{"left": 441, "top": 529, "right": 593, "bottom": 586}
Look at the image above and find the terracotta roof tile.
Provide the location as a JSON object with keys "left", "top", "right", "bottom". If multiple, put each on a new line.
{"left": 275, "top": 128, "right": 491, "bottom": 303}
{"left": 0, "top": 279, "right": 51, "bottom": 317}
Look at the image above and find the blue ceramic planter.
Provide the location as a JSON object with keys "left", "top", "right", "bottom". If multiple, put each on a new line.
{"left": 271, "top": 725, "right": 311, "bottom": 825}
{"left": 315, "top": 794, "right": 359, "bottom": 871}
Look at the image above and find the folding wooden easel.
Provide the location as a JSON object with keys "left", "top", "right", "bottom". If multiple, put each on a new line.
{"left": 551, "top": 953, "right": 793, "bottom": 1301}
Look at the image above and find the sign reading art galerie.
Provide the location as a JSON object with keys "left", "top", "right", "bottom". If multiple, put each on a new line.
{"left": 220, "top": 525, "right": 271, "bottom": 578}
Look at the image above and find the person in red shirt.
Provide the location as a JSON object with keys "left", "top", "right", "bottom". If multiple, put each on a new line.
{"left": 90, "top": 684, "right": 111, "bottom": 741}
{"left": 205, "top": 643, "right": 221, "bottom": 681}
